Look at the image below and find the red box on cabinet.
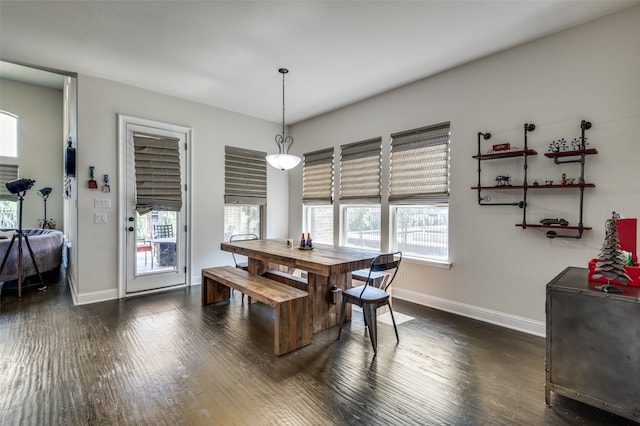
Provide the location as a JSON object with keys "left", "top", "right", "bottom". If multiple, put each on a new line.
{"left": 588, "top": 218, "right": 640, "bottom": 287}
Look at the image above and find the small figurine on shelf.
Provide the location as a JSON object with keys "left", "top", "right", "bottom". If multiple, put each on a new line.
{"left": 561, "top": 173, "right": 567, "bottom": 185}
{"left": 495, "top": 175, "right": 511, "bottom": 186}
{"left": 566, "top": 178, "right": 575, "bottom": 184}
{"left": 545, "top": 180, "right": 554, "bottom": 185}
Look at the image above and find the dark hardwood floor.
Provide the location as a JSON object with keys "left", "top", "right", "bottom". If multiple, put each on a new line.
{"left": 0, "top": 275, "right": 634, "bottom": 425}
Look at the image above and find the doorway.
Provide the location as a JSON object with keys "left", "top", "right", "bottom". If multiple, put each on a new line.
{"left": 118, "top": 115, "right": 190, "bottom": 295}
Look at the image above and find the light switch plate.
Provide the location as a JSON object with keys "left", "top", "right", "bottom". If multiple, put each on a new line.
{"left": 94, "top": 198, "right": 111, "bottom": 208}
{"left": 95, "top": 212, "right": 107, "bottom": 223}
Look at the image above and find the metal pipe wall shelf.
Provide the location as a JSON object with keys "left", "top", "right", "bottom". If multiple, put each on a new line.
{"left": 515, "top": 224, "right": 592, "bottom": 230}
{"left": 544, "top": 148, "right": 598, "bottom": 158}
{"left": 472, "top": 183, "right": 596, "bottom": 190}
{"left": 473, "top": 149, "right": 537, "bottom": 160}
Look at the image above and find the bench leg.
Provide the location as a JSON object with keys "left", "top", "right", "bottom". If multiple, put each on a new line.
{"left": 201, "top": 275, "right": 231, "bottom": 305}
{"left": 274, "top": 296, "right": 313, "bottom": 356}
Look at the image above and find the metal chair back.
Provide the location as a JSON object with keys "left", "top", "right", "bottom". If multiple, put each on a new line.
{"left": 360, "top": 251, "right": 402, "bottom": 297}
{"left": 229, "top": 233, "right": 259, "bottom": 268}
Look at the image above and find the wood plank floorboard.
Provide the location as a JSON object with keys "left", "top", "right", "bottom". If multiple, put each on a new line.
{"left": 0, "top": 276, "right": 634, "bottom": 425}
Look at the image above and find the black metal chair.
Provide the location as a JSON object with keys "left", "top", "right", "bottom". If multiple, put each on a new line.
{"left": 229, "top": 233, "right": 259, "bottom": 300}
{"left": 337, "top": 252, "right": 402, "bottom": 355}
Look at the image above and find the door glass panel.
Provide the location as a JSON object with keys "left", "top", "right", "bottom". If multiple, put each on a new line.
{"left": 135, "top": 210, "right": 178, "bottom": 275}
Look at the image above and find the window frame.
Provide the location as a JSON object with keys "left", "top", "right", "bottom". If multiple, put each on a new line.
{"left": 389, "top": 122, "right": 451, "bottom": 263}
{"left": 223, "top": 146, "right": 267, "bottom": 240}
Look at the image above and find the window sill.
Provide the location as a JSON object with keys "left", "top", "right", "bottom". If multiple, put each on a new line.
{"left": 401, "top": 255, "right": 452, "bottom": 270}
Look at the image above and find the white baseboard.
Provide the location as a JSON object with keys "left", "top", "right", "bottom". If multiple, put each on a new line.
{"left": 393, "top": 288, "right": 545, "bottom": 337}
{"left": 74, "top": 288, "right": 119, "bottom": 305}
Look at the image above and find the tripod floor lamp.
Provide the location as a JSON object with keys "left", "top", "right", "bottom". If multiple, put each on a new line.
{"left": 0, "top": 178, "right": 43, "bottom": 297}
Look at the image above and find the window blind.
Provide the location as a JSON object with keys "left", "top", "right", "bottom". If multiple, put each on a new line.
{"left": 224, "top": 146, "right": 267, "bottom": 204}
{"left": 0, "top": 164, "right": 19, "bottom": 201}
{"left": 303, "top": 148, "right": 333, "bottom": 205}
{"left": 339, "top": 137, "right": 381, "bottom": 203}
{"left": 133, "top": 135, "right": 182, "bottom": 214}
{"left": 389, "top": 122, "right": 450, "bottom": 204}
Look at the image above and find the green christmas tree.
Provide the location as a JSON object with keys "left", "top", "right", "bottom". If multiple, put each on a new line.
{"left": 592, "top": 211, "right": 631, "bottom": 291}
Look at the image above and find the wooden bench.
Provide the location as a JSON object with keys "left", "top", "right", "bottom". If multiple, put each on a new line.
{"left": 201, "top": 266, "right": 312, "bottom": 356}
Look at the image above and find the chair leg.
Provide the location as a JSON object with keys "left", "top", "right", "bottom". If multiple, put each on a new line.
{"left": 337, "top": 298, "right": 347, "bottom": 340}
{"left": 386, "top": 302, "right": 400, "bottom": 343}
{"left": 362, "top": 303, "right": 378, "bottom": 354}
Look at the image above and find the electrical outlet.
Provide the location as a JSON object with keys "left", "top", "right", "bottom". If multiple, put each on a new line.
{"left": 94, "top": 212, "right": 107, "bottom": 223}
{"left": 94, "top": 198, "right": 111, "bottom": 208}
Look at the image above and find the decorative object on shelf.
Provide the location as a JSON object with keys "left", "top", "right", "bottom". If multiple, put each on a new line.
{"left": 548, "top": 137, "right": 567, "bottom": 152}
{"left": 102, "top": 174, "right": 110, "bottom": 193}
{"left": 495, "top": 175, "right": 511, "bottom": 186}
{"left": 266, "top": 68, "right": 301, "bottom": 171}
{"left": 540, "top": 218, "right": 569, "bottom": 227}
{"left": 591, "top": 212, "right": 631, "bottom": 292}
{"left": 533, "top": 180, "right": 539, "bottom": 186}
{"left": 88, "top": 166, "right": 98, "bottom": 189}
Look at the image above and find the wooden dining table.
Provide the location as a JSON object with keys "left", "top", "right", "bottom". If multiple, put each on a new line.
{"left": 220, "top": 239, "right": 379, "bottom": 333}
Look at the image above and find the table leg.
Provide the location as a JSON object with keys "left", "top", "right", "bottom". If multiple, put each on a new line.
{"left": 308, "top": 272, "right": 351, "bottom": 334}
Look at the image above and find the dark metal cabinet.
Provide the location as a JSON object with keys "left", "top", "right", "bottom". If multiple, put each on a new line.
{"left": 546, "top": 267, "right": 640, "bottom": 423}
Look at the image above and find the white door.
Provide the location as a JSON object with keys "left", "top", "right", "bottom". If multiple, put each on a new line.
{"left": 118, "top": 115, "right": 190, "bottom": 295}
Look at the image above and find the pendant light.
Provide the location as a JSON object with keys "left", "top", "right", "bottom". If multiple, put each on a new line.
{"left": 266, "top": 68, "right": 301, "bottom": 170}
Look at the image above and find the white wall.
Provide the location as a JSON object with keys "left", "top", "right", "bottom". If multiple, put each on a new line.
{"left": 75, "top": 75, "right": 287, "bottom": 301}
{"left": 0, "top": 78, "right": 63, "bottom": 230}
{"left": 288, "top": 6, "right": 640, "bottom": 335}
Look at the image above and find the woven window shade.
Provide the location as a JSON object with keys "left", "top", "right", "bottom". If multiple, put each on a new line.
{"left": 303, "top": 148, "right": 333, "bottom": 205}
{"left": 340, "top": 138, "right": 381, "bottom": 203}
{"left": 390, "top": 122, "right": 450, "bottom": 204}
{"left": 134, "top": 135, "right": 182, "bottom": 214}
{"left": 0, "top": 164, "right": 19, "bottom": 201}
{"left": 225, "top": 146, "right": 267, "bottom": 204}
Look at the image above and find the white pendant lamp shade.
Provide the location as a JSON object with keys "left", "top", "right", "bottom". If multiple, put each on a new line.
{"left": 267, "top": 68, "right": 300, "bottom": 171}
{"left": 266, "top": 153, "right": 301, "bottom": 170}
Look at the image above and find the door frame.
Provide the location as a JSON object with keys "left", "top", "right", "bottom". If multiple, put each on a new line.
{"left": 117, "top": 114, "right": 192, "bottom": 298}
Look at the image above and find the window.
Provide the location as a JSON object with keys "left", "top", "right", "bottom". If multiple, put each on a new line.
{"left": 0, "top": 111, "right": 18, "bottom": 158}
{"left": 303, "top": 148, "right": 334, "bottom": 244}
{"left": 303, "top": 205, "right": 333, "bottom": 244}
{"left": 224, "top": 146, "right": 266, "bottom": 240}
{"left": 340, "top": 138, "right": 381, "bottom": 249}
{"left": 390, "top": 122, "right": 450, "bottom": 261}
{"left": 342, "top": 205, "right": 381, "bottom": 249}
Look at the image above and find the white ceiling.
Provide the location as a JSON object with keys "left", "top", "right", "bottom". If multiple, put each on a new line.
{"left": 1, "top": 1, "right": 637, "bottom": 124}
